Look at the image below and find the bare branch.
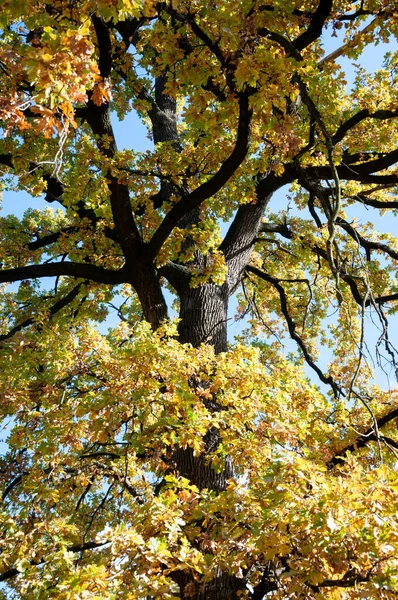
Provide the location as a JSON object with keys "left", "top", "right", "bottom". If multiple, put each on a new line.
{"left": 246, "top": 265, "right": 342, "bottom": 397}
{"left": 319, "top": 16, "right": 382, "bottom": 68}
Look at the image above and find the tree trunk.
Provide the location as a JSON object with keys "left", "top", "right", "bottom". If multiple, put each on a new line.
{"left": 146, "top": 67, "right": 263, "bottom": 599}
{"left": 175, "top": 279, "right": 231, "bottom": 491}
{"left": 171, "top": 281, "right": 249, "bottom": 598}
{"left": 178, "top": 282, "right": 228, "bottom": 354}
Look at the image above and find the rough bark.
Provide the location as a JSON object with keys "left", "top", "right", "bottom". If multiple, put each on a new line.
{"left": 131, "top": 260, "right": 169, "bottom": 328}
{"left": 173, "top": 570, "right": 247, "bottom": 599}
{"left": 178, "top": 282, "right": 229, "bottom": 354}
{"left": 169, "top": 265, "right": 251, "bottom": 597}
{"left": 170, "top": 276, "right": 230, "bottom": 486}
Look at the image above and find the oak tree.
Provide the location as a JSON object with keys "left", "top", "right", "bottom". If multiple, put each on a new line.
{"left": 1, "top": 0, "right": 398, "bottom": 598}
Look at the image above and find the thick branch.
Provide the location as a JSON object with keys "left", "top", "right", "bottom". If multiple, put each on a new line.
{"left": 92, "top": 15, "right": 113, "bottom": 79}
{"left": 0, "top": 153, "right": 64, "bottom": 204}
{"left": 27, "top": 227, "right": 75, "bottom": 251}
{"left": 293, "top": 0, "right": 333, "bottom": 51}
{"left": 149, "top": 73, "right": 180, "bottom": 146}
{"left": 251, "top": 562, "right": 278, "bottom": 598}
{"left": 219, "top": 171, "right": 296, "bottom": 288}
{"left": 258, "top": 27, "right": 303, "bottom": 61}
{"left": 336, "top": 217, "right": 398, "bottom": 262}
{"left": 220, "top": 195, "right": 294, "bottom": 295}
{"left": 2, "top": 472, "right": 28, "bottom": 501}
{"left": 309, "top": 571, "right": 371, "bottom": 590}
{"left": 164, "top": 6, "right": 227, "bottom": 68}
{"left": 85, "top": 17, "right": 140, "bottom": 264}
{"left": 0, "top": 568, "right": 20, "bottom": 583}
{"left": 0, "top": 153, "right": 13, "bottom": 168}
{"left": 375, "top": 292, "right": 398, "bottom": 305}
{"left": 256, "top": 167, "right": 297, "bottom": 202}
{"left": 147, "top": 92, "right": 253, "bottom": 261}
{"left": 0, "top": 153, "right": 106, "bottom": 234}
{"left": 305, "top": 157, "right": 398, "bottom": 185}
{"left": 0, "top": 263, "right": 126, "bottom": 285}
{"left": 353, "top": 193, "right": 398, "bottom": 210}
{"left": 258, "top": 221, "right": 293, "bottom": 237}
{"left": 158, "top": 261, "right": 190, "bottom": 292}
{"left": 340, "top": 148, "right": 398, "bottom": 174}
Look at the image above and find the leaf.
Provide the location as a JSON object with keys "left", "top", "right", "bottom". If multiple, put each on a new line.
{"left": 91, "top": 80, "right": 112, "bottom": 106}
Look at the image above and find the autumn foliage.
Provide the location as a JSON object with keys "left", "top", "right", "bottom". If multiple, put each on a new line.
{"left": 1, "top": 1, "right": 398, "bottom": 598}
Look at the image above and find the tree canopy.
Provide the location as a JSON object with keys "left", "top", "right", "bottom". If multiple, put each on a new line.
{"left": 1, "top": 0, "right": 398, "bottom": 598}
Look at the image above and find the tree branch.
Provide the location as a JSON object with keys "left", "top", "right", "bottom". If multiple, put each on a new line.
{"left": 0, "top": 154, "right": 108, "bottom": 235}
{"left": 147, "top": 92, "right": 253, "bottom": 261}
{"left": 336, "top": 217, "right": 398, "bottom": 262}
{"left": 333, "top": 109, "right": 398, "bottom": 144}
{"left": 330, "top": 407, "right": 398, "bottom": 466}
{"left": 0, "top": 153, "right": 64, "bottom": 204}
{"left": 245, "top": 265, "right": 342, "bottom": 396}
{"left": 84, "top": 17, "right": 141, "bottom": 265}
{"left": 0, "top": 282, "right": 83, "bottom": 344}
{"left": 27, "top": 228, "right": 75, "bottom": 251}
{"left": 352, "top": 193, "right": 398, "bottom": 210}
{"left": 0, "top": 541, "right": 110, "bottom": 582}
{"left": 319, "top": 16, "right": 379, "bottom": 68}
{"left": 1, "top": 472, "right": 28, "bottom": 501}
{"left": 309, "top": 570, "right": 371, "bottom": 590}
{"left": 258, "top": 222, "right": 293, "bottom": 238}
{"left": 0, "top": 263, "right": 126, "bottom": 285}
{"left": 258, "top": 27, "right": 303, "bottom": 61}
{"left": 251, "top": 562, "right": 278, "bottom": 598}
{"left": 163, "top": 6, "right": 227, "bottom": 68}
{"left": 305, "top": 154, "right": 398, "bottom": 185}
{"left": 91, "top": 15, "right": 113, "bottom": 80}
{"left": 293, "top": 0, "right": 333, "bottom": 51}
